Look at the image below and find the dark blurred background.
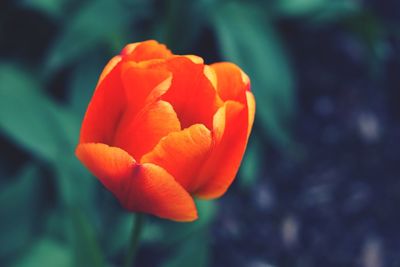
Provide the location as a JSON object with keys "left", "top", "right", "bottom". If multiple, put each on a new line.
{"left": 1, "top": 0, "right": 400, "bottom": 266}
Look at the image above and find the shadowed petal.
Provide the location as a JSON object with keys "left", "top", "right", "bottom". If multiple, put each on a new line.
{"left": 195, "top": 101, "right": 249, "bottom": 199}
{"left": 98, "top": 55, "right": 121, "bottom": 85}
{"left": 120, "top": 61, "right": 171, "bottom": 116}
{"left": 141, "top": 124, "right": 212, "bottom": 193}
{"left": 162, "top": 57, "right": 223, "bottom": 129}
{"left": 113, "top": 100, "right": 181, "bottom": 160}
{"left": 211, "top": 62, "right": 248, "bottom": 102}
{"left": 79, "top": 61, "right": 125, "bottom": 144}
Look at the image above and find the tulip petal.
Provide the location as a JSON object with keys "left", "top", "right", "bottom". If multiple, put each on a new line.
{"left": 121, "top": 61, "right": 172, "bottom": 116}
{"left": 246, "top": 91, "right": 256, "bottom": 138}
{"left": 123, "top": 163, "right": 198, "bottom": 222}
{"left": 76, "top": 143, "right": 197, "bottom": 221}
{"left": 121, "top": 40, "right": 173, "bottom": 62}
{"left": 181, "top": 55, "right": 203, "bottom": 64}
{"left": 195, "top": 101, "right": 249, "bottom": 199}
{"left": 204, "top": 65, "right": 217, "bottom": 89}
{"left": 113, "top": 100, "right": 181, "bottom": 160}
{"left": 163, "top": 57, "right": 222, "bottom": 129}
{"left": 141, "top": 124, "right": 212, "bottom": 193}
{"left": 76, "top": 143, "right": 135, "bottom": 193}
{"left": 211, "top": 62, "right": 247, "bottom": 102}
{"left": 79, "top": 61, "right": 125, "bottom": 144}
{"left": 120, "top": 43, "right": 140, "bottom": 56}
{"left": 98, "top": 55, "right": 122, "bottom": 85}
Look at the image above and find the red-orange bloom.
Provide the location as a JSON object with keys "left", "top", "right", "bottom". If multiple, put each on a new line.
{"left": 76, "top": 40, "right": 255, "bottom": 221}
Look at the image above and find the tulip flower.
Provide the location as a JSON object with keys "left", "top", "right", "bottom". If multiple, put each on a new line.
{"left": 76, "top": 40, "right": 255, "bottom": 222}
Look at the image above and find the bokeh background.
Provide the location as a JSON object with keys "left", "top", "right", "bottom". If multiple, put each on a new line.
{"left": 1, "top": 0, "right": 400, "bottom": 266}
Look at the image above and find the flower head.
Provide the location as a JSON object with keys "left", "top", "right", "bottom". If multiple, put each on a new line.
{"left": 76, "top": 40, "right": 255, "bottom": 221}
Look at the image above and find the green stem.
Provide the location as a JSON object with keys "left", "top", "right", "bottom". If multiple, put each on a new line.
{"left": 124, "top": 214, "right": 145, "bottom": 267}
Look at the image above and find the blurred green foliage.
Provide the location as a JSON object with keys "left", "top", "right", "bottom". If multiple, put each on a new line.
{"left": 0, "top": 0, "right": 392, "bottom": 266}
{"left": 213, "top": 2, "right": 296, "bottom": 147}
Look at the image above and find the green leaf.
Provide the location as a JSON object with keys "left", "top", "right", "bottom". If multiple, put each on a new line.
{"left": 158, "top": 0, "right": 207, "bottom": 52}
{"left": 0, "top": 164, "right": 43, "bottom": 261}
{"left": 212, "top": 2, "right": 295, "bottom": 148}
{"left": 103, "top": 213, "right": 132, "bottom": 257}
{"left": 11, "top": 238, "right": 73, "bottom": 267}
{"left": 21, "top": 0, "right": 69, "bottom": 17}
{"left": 53, "top": 157, "right": 96, "bottom": 212}
{"left": 0, "top": 65, "right": 71, "bottom": 160}
{"left": 239, "top": 136, "right": 264, "bottom": 190}
{"left": 0, "top": 65, "right": 104, "bottom": 266}
{"left": 163, "top": 229, "right": 210, "bottom": 267}
{"left": 69, "top": 208, "right": 105, "bottom": 267}
{"left": 0, "top": 64, "right": 93, "bottom": 206}
{"left": 0, "top": 63, "right": 100, "bottom": 267}
{"left": 275, "top": 0, "right": 360, "bottom": 22}
{"left": 274, "top": 0, "right": 328, "bottom": 17}
{"left": 158, "top": 200, "right": 216, "bottom": 246}
{"left": 113, "top": 200, "right": 216, "bottom": 254}
{"left": 105, "top": 212, "right": 166, "bottom": 258}
{"left": 68, "top": 50, "right": 104, "bottom": 116}
{"left": 43, "top": 206, "right": 106, "bottom": 267}
{"left": 45, "top": 0, "right": 131, "bottom": 72}
{"left": 160, "top": 202, "right": 214, "bottom": 267}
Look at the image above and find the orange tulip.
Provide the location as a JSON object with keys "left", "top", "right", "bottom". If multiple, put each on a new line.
{"left": 76, "top": 40, "right": 255, "bottom": 221}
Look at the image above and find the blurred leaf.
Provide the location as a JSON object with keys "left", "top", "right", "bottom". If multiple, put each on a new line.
{"left": 212, "top": 2, "right": 295, "bottom": 147}
{"left": 11, "top": 238, "right": 73, "bottom": 267}
{"left": 103, "top": 213, "right": 132, "bottom": 257}
{"left": 69, "top": 208, "right": 105, "bottom": 267}
{"left": 239, "top": 136, "right": 264, "bottom": 190}
{"left": 44, "top": 210, "right": 69, "bottom": 241}
{"left": 21, "top": 0, "right": 69, "bottom": 17}
{"left": 0, "top": 164, "right": 43, "bottom": 261}
{"left": 159, "top": 0, "right": 206, "bottom": 52}
{"left": 0, "top": 65, "right": 71, "bottom": 160}
{"left": 45, "top": 0, "right": 131, "bottom": 73}
{"left": 105, "top": 212, "right": 166, "bottom": 257}
{"left": 275, "top": 0, "right": 359, "bottom": 23}
{"left": 52, "top": 144, "right": 102, "bottom": 264}
{"left": 163, "top": 229, "right": 209, "bottom": 267}
{"left": 52, "top": 154, "right": 98, "bottom": 227}
{"left": 69, "top": 50, "right": 104, "bottom": 116}
{"left": 161, "top": 201, "right": 214, "bottom": 267}
{"left": 141, "top": 218, "right": 165, "bottom": 243}
{"left": 43, "top": 206, "right": 106, "bottom": 267}
{"left": 159, "top": 200, "right": 216, "bottom": 246}
{"left": 0, "top": 65, "right": 103, "bottom": 266}
{"left": 0, "top": 64, "right": 93, "bottom": 206}
{"left": 274, "top": 0, "right": 326, "bottom": 16}
{"left": 109, "top": 200, "right": 216, "bottom": 254}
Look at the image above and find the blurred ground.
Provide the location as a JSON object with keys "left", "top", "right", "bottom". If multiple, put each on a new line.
{"left": 208, "top": 16, "right": 400, "bottom": 267}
